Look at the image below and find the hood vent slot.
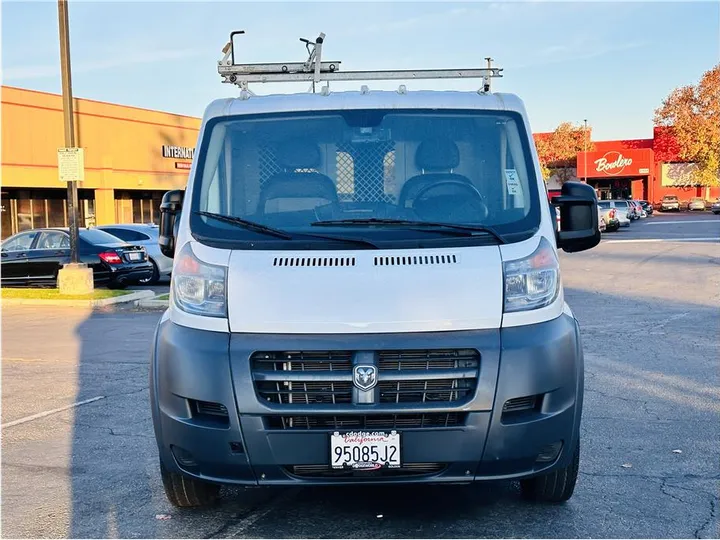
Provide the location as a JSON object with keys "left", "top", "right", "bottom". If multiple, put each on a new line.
{"left": 273, "top": 256, "right": 356, "bottom": 267}
{"left": 374, "top": 254, "right": 458, "bottom": 267}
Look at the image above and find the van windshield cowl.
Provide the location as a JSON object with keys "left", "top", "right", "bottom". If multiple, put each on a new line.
{"left": 189, "top": 109, "right": 541, "bottom": 250}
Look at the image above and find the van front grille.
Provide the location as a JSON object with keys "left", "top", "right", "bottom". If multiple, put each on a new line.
{"left": 265, "top": 413, "right": 467, "bottom": 430}
{"left": 286, "top": 463, "right": 447, "bottom": 478}
{"left": 251, "top": 349, "right": 480, "bottom": 408}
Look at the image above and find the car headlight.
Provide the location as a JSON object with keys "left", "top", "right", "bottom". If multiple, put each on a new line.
{"left": 503, "top": 237, "right": 560, "bottom": 313}
{"left": 172, "top": 242, "right": 227, "bottom": 317}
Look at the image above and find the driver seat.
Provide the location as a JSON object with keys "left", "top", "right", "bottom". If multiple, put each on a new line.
{"left": 397, "top": 138, "right": 472, "bottom": 209}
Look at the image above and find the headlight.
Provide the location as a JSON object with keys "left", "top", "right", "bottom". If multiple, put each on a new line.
{"left": 503, "top": 237, "right": 560, "bottom": 313}
{"left": 172, "top": 242, "right": 227, "bottom": 317}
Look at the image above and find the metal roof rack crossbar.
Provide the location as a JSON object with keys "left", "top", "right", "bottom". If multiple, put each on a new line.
{"left": 217, "top": 31, "right": 503, "bottom": 95}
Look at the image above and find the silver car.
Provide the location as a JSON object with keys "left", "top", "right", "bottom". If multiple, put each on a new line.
{"left": 688, "top": 197, "right": 706, "bottom": 211}
{"left": 95, "top": 223, "right": 172, "bottom": 284}
{"left": 597, "top": 200, "right": 631, "bottom": 227}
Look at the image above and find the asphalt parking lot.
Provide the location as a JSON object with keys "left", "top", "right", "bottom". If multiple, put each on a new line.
{"left": 2, "top": 213, "right": 719, "bottom": 538}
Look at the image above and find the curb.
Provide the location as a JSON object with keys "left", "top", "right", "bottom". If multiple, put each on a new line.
{"left": 139, "top": 297, "right": 170, "bottom": 308}
{"left": 1, "top": 290, "right": 155, "bottom": 307}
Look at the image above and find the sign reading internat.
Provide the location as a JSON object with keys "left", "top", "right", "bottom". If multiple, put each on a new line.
{"left": 162, "top": 145, "right": 195, "bottom": 160}
{"left": 57, "top": 147, "right": 85, "bottom": 182}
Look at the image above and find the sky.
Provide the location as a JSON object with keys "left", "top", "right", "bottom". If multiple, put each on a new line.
{"left": 1, "top": 0, "right": 719, "bottom": 141}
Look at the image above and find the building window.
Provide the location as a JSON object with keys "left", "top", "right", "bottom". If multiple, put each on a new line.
{"left": 31, "top": 199, "right": 48, "bottom": 229}
{"left": 16, "top": 199, "right": 32, "bottom": 231}
{"left": 47, "top": 200, "right": 66, "bottom": 228}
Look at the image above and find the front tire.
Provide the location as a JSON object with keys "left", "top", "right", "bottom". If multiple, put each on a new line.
{"left": 160, "top": 459, "right": 220, "bottom": 508}
{"left": 520, "top": 439, "right": 579, "bottom": 503}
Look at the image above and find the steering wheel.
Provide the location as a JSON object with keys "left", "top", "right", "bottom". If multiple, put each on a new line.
{"left": 412, "top": 179, "right": 490, "bottom": 222}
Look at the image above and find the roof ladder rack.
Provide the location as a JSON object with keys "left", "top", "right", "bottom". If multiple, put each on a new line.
{"left": 217, "top": 31, "right": 503, "bottom": 96}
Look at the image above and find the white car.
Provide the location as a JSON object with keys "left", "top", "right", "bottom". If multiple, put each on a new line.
{"left": 597, "top": 200, "right": 631, "bottom": 227}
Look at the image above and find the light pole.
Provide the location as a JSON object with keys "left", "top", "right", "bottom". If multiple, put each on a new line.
{"left": 583, "top": 119, "right": 588, "bottom": 183}
{"left": 58, "top": 0, "right": 80, "bottom": 264}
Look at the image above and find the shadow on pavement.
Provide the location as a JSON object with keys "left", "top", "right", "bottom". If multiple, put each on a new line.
{"left": 59, "top": 282, "right": 719, "bottom": 538}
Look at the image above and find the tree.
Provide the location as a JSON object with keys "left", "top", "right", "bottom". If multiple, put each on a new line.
{"left": 534, "top": 122, "right": 594, "bottom": 184}
{"left": 654, "top": 64, "right": 720, "bottom": 187}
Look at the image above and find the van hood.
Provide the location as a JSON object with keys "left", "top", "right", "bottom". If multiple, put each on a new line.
{"left": 226, "top": 246, "right": 503, "bottom": 334}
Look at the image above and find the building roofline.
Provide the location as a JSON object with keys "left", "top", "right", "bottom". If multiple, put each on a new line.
{"left": 1, "top": 85, "right": 201, "bottom": 120}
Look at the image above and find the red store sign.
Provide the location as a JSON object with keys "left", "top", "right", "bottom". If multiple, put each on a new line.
{"left": 576, "top": 148, "right": 654, "bottom": 178}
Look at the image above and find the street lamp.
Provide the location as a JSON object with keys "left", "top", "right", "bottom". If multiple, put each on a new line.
{"left": 583, "top": 119, "right": 588, "bottom": 183}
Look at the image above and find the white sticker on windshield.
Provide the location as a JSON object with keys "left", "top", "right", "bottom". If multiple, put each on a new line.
{"left": 504, "top": 169, "right": 524, "bottom": 207}
{"left": 504, "top": 169, "right": 521, "bottom": 194}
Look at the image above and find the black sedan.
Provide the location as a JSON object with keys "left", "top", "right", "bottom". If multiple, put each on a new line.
{"left": 1, "top": 227, "right": 153, "bottom": 289}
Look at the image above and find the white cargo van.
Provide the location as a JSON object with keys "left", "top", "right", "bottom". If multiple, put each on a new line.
{"left": 150, "top": 32, "right": 601, "bottom": 508}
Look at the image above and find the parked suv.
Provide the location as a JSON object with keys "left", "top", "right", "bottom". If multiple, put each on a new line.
{"left": 660, "top": 195, "right": 680, "bottom": 212}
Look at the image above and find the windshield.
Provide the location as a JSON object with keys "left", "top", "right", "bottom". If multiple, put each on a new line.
{"left": 664, "top": 196, "right": 678, "bottom": 200}
{"left": 189, "top": 109, "right": 541, "bottom": 249}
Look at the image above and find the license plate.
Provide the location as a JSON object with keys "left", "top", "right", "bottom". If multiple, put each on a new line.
{"left": 127, "top": 252, "right": 142, "bottom": 261}
{"left": 330, "top": 431, "right": 401, "bottom": 470}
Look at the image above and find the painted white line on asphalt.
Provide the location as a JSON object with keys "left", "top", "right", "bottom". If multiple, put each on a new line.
{"left": 603, "top": 237, "right": 720, "bottom": 244}
{"left": 643, "top": 220, "right": 720, "bottom": 225}
{"left": 1, "top": 396, "right": 106, "bottom": 429}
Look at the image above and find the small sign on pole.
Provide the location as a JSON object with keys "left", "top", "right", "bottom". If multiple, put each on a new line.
{"left": 57, "top": 147, "right": 85, "bottom": 183}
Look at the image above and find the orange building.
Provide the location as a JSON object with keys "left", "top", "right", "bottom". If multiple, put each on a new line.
{"left": 1, "top": 86, "right": 201, "bottom": 239}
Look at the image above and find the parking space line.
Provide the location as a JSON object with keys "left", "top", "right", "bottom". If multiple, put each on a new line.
{"left": 2, "top": 396, "right": 105, "bottom": 429}
{"left": 643, "top": 220, "right": 720, "bottom": 225}
{"left": 603, "top": 237, "right": 720, "bottom": 244}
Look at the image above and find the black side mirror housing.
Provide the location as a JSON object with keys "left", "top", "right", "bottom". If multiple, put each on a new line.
{"left": 158, "top": 189, "right": 184, "bottom": 258}
{"left": 551, "top": 181, "right": 601, "bottom": 253}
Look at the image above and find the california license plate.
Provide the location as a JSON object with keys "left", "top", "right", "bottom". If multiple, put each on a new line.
{"left": 330, "top": 431, "right": 401, "bottom": 470}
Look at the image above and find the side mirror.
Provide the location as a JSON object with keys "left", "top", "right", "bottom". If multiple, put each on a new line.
{"left": 158, "top": 189, "right": 184, "bottom": 258}
{"left": 551, "top": 181, "right": 601, "bottom": 253}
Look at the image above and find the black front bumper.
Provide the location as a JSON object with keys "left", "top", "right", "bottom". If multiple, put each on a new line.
{"left": 150, "top": 314, "right": 584, "bottom": 486}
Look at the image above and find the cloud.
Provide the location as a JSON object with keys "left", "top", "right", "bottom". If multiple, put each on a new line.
{"left": 2, "top": 48, "right": 202, "bottom": 81}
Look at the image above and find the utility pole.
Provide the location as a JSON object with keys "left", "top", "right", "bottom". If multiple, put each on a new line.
{"left": 56, "top": 0, "right": 92, "bottom": 294}
{"left": 58, "top": 0, "right": 80, "bottom": 264}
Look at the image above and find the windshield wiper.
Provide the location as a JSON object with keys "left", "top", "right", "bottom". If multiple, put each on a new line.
{"left": 195, "top": 211, "right": 379, "bottom": 248}
{"left": 311, "top": 218, "right": 507, "bottom": 244}
{"left": 195, "top": 211, "right": 293, "bottom": 239}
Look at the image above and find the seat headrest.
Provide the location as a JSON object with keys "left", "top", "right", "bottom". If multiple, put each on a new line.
{"left": 274, "top": 139, "right": 322, "bottom": 170}
{"left": 415, "top": 138, "right": 460, "bottom": 171}
{"left": 260, "top": 174, "right": 338, "bottom": 203}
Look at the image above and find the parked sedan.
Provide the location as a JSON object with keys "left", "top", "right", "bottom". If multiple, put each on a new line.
{"left": 96, "top": 223, "right": 171, "bottom": 284}
{"left": 688, "top": 197, "right": 706, "bottom": 211}
{"left": 712, "top": 198, "right": 720, "bottom": 215}
{"left": 638, "top": 200, "right": 654, "bottom": 215}
{"left": 1, "top": 228, "right": 153, "bottom": 289}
